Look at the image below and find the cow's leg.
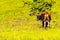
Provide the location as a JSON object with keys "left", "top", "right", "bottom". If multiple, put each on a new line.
{"left": 42, "top": 21, "right": 44, "bottom": 28}
{"left": 47, "top": 21, "right": 50, "bottom": 28}
{"left": 46, "top": 22, "right": 48, "bottom": 27}
{"left": 44, "top": 21, "right": 46, "bottom": 29}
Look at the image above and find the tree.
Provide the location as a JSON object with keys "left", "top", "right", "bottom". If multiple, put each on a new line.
{"left": 23, "top": 0, "right": 56, "bottom": 15}
{"left": 30, "top": 0, "right": 56, "bottom": 15}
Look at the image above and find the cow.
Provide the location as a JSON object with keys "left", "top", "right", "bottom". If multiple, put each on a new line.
{"left": 29, "top": 11, "right": 51, "bottom": 29}
{"left": 36, "top": 11, "right": 51, "bottom": 29}
{"left": 43, "top": 11, "right": 51, "bottom": 29}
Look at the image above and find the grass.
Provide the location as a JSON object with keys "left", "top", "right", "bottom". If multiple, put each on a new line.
{"left": 0, "top": 0, "right": 60, "bottom": 40}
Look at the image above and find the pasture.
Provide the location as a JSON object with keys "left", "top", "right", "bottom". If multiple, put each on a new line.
{"left": 0, "top": 0, "right": 60, "bottom": 40}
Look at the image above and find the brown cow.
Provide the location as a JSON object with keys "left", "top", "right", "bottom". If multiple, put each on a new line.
{"left": 43, "top": 11, "right": 51, "bottom": 29}
{"left": 36, "top": 11, "right": 51, "bottom": 29}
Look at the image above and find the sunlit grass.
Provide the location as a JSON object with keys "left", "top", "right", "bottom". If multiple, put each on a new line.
{"left": 0, "top": 0, "right": 60, "bottom": 40}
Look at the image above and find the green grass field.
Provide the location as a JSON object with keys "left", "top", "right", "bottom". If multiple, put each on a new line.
{"left": 0, "top": 0, "right": 60, "bottom": 40}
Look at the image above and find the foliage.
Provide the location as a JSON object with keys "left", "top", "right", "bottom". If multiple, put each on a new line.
{"left": 24, "top": 0, "right": 56, "bottom": 15}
